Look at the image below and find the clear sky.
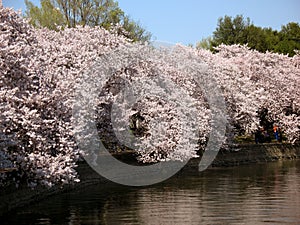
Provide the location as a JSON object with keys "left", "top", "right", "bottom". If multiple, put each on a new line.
{"left": 3, "top": 0, "right": 300, "bottom": 45}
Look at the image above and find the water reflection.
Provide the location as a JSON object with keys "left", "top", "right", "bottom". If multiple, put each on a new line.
{"left": 2, "top": 160, "right": 300, "bottom": 224}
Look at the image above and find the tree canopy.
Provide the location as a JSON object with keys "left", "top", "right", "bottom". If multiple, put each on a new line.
{"left": 1, "top": 7, "right": 299, "bottom": 188}
{"left": 25, "top": 0, "right": 151, "bottom": 42}
{"left": 212, "top": 15, "right": 251, "bottom": 46}
{"left": 197, "top": 15, "right": 300, "bottom": 56}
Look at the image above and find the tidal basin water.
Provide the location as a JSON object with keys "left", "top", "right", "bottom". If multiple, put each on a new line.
{"left": 2, "top": 160, "right": 300, "bottom": 224}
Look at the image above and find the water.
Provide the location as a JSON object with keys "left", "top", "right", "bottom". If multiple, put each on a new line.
{"left": 1, "top": 160, "right": 300, "bottom": 224}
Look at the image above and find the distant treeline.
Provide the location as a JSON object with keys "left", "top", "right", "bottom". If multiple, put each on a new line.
{"left": 197, "top": 15, "right": 300, "bottom": 56}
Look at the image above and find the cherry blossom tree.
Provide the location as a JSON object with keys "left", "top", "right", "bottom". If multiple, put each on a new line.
{"left": 0, "top": 7, "right": 127, "bottom": 187}
{"left": 195, "top": 44, "right": 300, "bottom": 143}
{"left": 0, "top": 7, "right": 299, "bottom": 188}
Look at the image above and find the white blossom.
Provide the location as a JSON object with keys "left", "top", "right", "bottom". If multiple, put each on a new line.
{"left": 0, "top": 8, "right": 299, "bottom": 188}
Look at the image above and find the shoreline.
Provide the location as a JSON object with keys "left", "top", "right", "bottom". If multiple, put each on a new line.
{"left": 213, "top": 142, "right": 300, "bottom": 167}
{"left": 183, "top": 142, "right": 300, "bottom": 172}
{"left": 1, "top": 142, "right": 300, "bottom": 216}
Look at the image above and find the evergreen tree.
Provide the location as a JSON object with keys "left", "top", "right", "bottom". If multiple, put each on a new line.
{"left": 198, "top": 15, "right": 300, "bottom": 56}
{"left": 275, "top": 22, "right": 300, "bottom": 56}
{"left": 211, "top": 15, "right": 250, "bottom": 47}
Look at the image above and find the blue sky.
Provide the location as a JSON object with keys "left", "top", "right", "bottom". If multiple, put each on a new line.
{"left": 3, "top": 0, "right": 300, "bottom": 45}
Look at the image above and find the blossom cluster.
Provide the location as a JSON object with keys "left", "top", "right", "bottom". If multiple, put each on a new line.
{"left": 0, "top": 7, "right": 127, "bottom": 187}
{"left": 0, "top": 7, "right": 299, "bottom": 187}
{"left": 195, "top": 44, "right": 300, "bottom": 143}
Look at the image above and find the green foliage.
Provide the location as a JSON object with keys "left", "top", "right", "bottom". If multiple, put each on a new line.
{"left": 245, "top": 25, "right": 266, "bottom": 52}
{"left": 25, "top": 0, "right": 151, "bottom": 42}
{"left": 25, "top": 0, "right": 65, "bottom": 31}
{"left": 211, "top": 15, "right": 250, "bottom": 47}
{"left": 196, "top": 36, "right": 212, "bottom": 50}
{"left": 120, "top": 15, "right": 152, "bottom": 42}
{"left": 275, "top": 22, "right": 300, "bottom": 56}
{"left": 198, "top": 15, "right": 300, "bottom": 56}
